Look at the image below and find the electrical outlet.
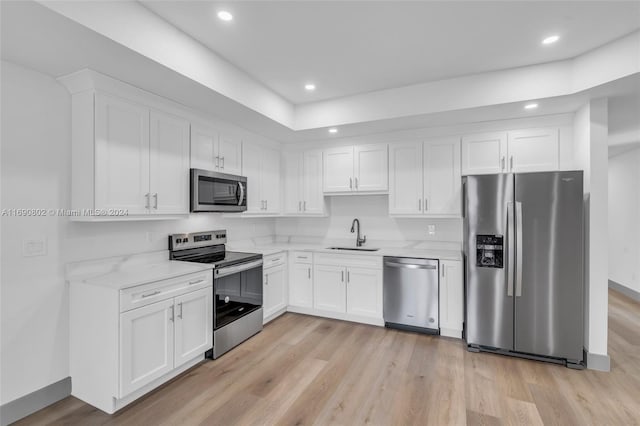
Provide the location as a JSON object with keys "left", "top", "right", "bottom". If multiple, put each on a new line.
{"left": 22, "top": 237, "right": 47, "bottom": 257}
{"left": 427, "top": 225, "right": 436, "bottom": 236}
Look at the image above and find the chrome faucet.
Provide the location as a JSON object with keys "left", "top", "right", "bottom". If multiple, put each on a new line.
{"left": 350, "top": 218, "right": 366, "bottom": 247}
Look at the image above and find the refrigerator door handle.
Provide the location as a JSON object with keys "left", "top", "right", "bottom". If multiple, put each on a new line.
{"left": 515, "top": 201, "right": 523, "bottom": 297}
{"left": 507, "top": 201, "right": 514, "bottom": 297}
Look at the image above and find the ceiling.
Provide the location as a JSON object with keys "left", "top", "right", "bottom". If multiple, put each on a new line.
{"left": 140, "top": 1, "right": 640, "bottom": 104}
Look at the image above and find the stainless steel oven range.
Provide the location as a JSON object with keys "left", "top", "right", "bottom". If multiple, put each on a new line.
{"left": 169, "top": 230, "right": 263, "bottom": 359}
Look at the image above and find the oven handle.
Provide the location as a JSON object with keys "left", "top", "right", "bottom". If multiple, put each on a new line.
{"left": 215, "top": 259, "right": 263, "bottom": 278}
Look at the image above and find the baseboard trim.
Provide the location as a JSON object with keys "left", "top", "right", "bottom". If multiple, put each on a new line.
{"left": 586, "top": 351, "right": 611, "bottom": 372}
{"left": 609, "top": 280, "right": 640, "bottom": 302}
{"left": 0, "top": 377, "right": 71, "bottom": 426}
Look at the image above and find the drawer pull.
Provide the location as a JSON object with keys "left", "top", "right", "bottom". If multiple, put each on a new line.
{"left": 271, "top": 258, "right": 281, "bottom": 263}
{"left": 141, "top": 290, "right": 161, "bottom": 298}
{"left": 188, "top": 279, "right": 205, "bottom": 285}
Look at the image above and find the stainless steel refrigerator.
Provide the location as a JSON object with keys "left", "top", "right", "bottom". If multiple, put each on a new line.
{"left": 463, "top": 171, "right": 584, "bottom": 368}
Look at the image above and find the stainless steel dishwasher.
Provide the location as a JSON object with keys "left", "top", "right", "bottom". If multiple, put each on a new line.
{"left": 383, "top": 256, "right": 439, "bottom": 334}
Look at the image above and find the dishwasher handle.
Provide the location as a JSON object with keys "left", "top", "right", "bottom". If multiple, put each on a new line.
{"left": 384, "top": 261, "right": 437, "bottom": 270}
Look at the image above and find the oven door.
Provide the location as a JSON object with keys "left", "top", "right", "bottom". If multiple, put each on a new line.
{"left": 214, "top": 259, "right": 263, "bottom": 330}
{"left": 191, "top": 168, "right": 247, "bottom": 212}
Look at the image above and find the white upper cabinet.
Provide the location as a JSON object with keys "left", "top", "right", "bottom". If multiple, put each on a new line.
{"left": 389, "top": 142, "right": 424, "bottom": 215}
{"left": 323, "top": 144, "right": 388, "bottom": 193}
{"left": 462, "top": 128, "right": 561, "bottom": 175}
{"left": 190, "top": 124, "right": 242, "bottom": 175}
{"left": 94, "top": 93, "right": 150, "bottom": 215}
{"left": 242, "top": 142, "right": 280, "bottom": 214}
{"left": 149, "top": 110, "right": 190, "bottom": 215}
{"left": 507, "top": 128, "right": 559, "bottom": 173}
{"left": 92, "top": 93, "right": 190, "bottom": 217}
{"left": 354, "top": 144, "right": 389, "bottom": 191}
{"left": 423, "top": 138, "right": 461, "bottom": 216}
{"left": 282, "top": 149, "right": 325, "bottom": 215}
{"left": 323, "top": 146, "right": 354, "bottom": 193}
{"left": 389, "top": 139, "right": 461, "bottom": 217}
{"left": 461, "top": 132, "right": 508, "bottom": 175}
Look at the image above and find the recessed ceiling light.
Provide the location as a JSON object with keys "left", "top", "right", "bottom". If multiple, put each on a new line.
{"left": 328, "top": 128, "right": 338, "bottom": 134}
{"left": 217, "top": 11, "right": 233, "bottom": 21}
{"left": 542, "top": 35, "right": 559, "bottom": 45}
{"left": 304, "top": 83, "right": 316, "bottom": 91}
{"left": 524, "top": 103, "right": 538, "bottom": 110}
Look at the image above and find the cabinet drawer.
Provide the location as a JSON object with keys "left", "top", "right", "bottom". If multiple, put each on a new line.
{"left": 314, "top": 253, "right": 382, "bottom": 269}
{"left": 120, "top": 271, "right": 212, "bottom": 312}
{"left": 290, "top": 251, "right": 313, "bottom": 264}
{"left": 264, "top": 252, "right": 286, "bottom": 268}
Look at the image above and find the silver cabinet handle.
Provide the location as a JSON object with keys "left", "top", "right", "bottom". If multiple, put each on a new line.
{"left": 145, "top": 193, "right": 150, "bottom": 209}
{"left": 298, "top": 201, "right": 302, "bottom": 211}
{"left": 188, "top": 279, "right": 205, "bottom": 285}
{"left": 355, "top": 177, "right": 358, "bottom": 189}
{"left": 177, "top": 302, "right": 183, "bottom": 319}
{"left": 221, "top": 156, "right": 225, "bottom": 169}
{"left": 169, "top": 305, "right": 174, "bottom": 322}
{"left": 424, "top": 198, "right": 428, "bottom": 212}
{"left": 347, "top": 270, "right": 350, "bottom": 283}
{"left": 442, "top": 265, "right": 445, "bottom": 277}
{"left": 215, "top": 156, "right": 220, "bottom": 168}
{"left": 515, "top": 201, "right": 523, "bottom": 297}
{"left": 265, "top": 274, "right": 269, "bottom": 285}
{"left": 349, "top": 177, "right": 352, "bottom": 189}
{"left": 418, "top": 199, "right": 422, "bottom": 211}
{"left": 501, "top": 156, "right": 506, "bottom": 171}
{"left": 261, "top": 200, "right": 265, "bottom": 210}
{"left": 308, "top": 267, "right": 311, "bottom": 279}
{"left": 510, "top": 155, "right": 514, "bottom": 171}
{"left": 303, "top": 201, "right": 306, "bottom": 211}
{"left": 153, "top": 193, "right": 158, "bottom": 209}
{"left": 341, "top": 270, "right": 344, "bottom": 282}
{"left": 141, "top": 290, "right": 160, "bottom": 298}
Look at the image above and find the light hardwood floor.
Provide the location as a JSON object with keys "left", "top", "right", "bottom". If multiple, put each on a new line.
{"left": 16, "top": 289, "right": 640, "bottom": 425}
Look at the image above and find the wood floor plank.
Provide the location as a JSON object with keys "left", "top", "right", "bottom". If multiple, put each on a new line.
{"left": 14, "top": 288, "right": 640, "bottom": 426}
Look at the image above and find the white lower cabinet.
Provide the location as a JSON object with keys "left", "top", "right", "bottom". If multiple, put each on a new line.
{"left": 438, "top": 260, "right": 464, "bottom": 338}
{"left": 311, "top": 254, "right": 383, "bottom": 324}
{"left": 289, "top": 252, "right": 313, "bottom": 308}
{"left": 70, "top": 271, "right": 213, "bottom": 414}
{"left": 313, "top": 264, "right": 346, "bottom": 313}
{"left": 263, "top": 253, "right": 287, "bottom": 322}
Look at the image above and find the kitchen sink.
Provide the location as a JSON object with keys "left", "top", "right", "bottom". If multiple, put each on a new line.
{"left": 327, "top": 247, "right": 380, "bottom": 252}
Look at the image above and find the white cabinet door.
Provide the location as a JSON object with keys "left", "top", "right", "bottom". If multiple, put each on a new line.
{"left": 313, "top": 264, "right": 346, "bottom": 313}
{"left": 507, "top": 128, "right": 559, "bottom": 173}
{"left": 262, "top": 147, "right": 280, "bottom": 213}
{"left": 439, "top": 260, "right": 463, "bottom": 337}
{"left": 461, "top": 132, "right": 507, "bottom": 175}
{"left": 354, "top": 144, "right": 388, "bottom": 191}
{"left": 174, "top": 288, "right": 213, "bottom": 368}
{"left": 282, "top": 152, "right": 303, "bottom": 214}
{"left": 323, "top": 146, "right": 354, "bottom": 193}
{"left": 424, "top": 138, "right": 461, "bottom": 217}
{"left": 190, "top": 124, "right": 218, "bottom": 171}
{"left": 302, "top": 150, "right": 324, "bottom": 214}
{"left": 290, "top": 262, "right": 313, "bottom": 308}
{"left": 242, "top": 143, "right": 262, "bottom": 213}
{"left": 149, "top": 110, "right": 190, "bottom": 214}
{"left": 389, "top": 142, "right": 423, "bottom": 215}
{"left": 119, "top": 298, "right": 174, "bottom": 397}
{"left": 218, "top": 133, "right": 242, "bottom": 175}
{"left": 264, "top": 264, "right": 286, "bottom": 319}
{"left": 94, "top": 93, "right": 150, "bottom": 214}
{"left": 346, "top": 267, "right": 382, "bottom": 318}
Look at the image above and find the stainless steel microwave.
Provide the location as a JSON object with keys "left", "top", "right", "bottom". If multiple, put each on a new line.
{"left": 190, "top": 168, "right": 247, "bottom": 212}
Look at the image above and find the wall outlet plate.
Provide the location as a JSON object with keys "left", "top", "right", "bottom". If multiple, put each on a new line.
{"left": 22, "top": 237, "right": 47, "bottom": 257}
{"left": 427, "top": 225, "right": 436, "bottom": 236}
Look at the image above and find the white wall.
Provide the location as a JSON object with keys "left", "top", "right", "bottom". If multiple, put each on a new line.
{"left": 608, "top": 148, "right": 640, "bottom": 293}
{"left": 573, "top": 99, "right": 609, "bottom": 367}
{"left": 0, "top": 61, "right": 276, "bottom": 405}
{"left": 276, "top": 196, "right": 462, "bottom": 245}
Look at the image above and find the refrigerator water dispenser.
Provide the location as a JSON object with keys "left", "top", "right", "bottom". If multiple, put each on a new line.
{"left": 476, "top": 235, "right": 503, "bottom": 268}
